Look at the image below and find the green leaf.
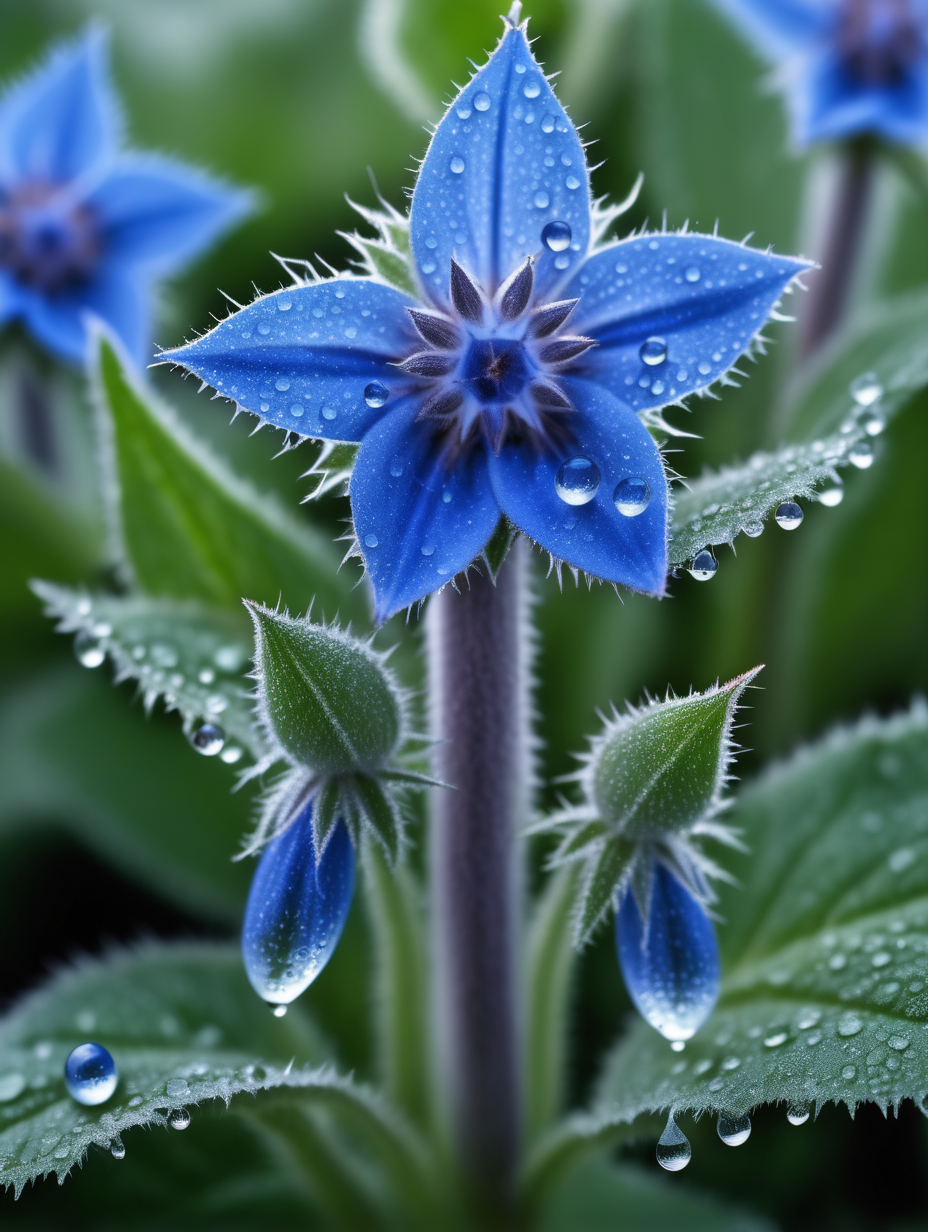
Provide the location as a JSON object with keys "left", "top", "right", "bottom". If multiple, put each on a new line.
{"left": 339, "top": 198, "right": 418, "bottom": 297}
{"left": 302, "top": 441, "right": 358, "bottom": 500}
{"left": 348, "top": 774, "right": 403, "bottom": 863}
{"left": 248, "top": 603, "right": 402, "bottom": 776}
{"left": 595, "top": 702, "right": 928, "bottom": 1123}
{"left": 31, "top": 583, "right": 266, "bottom": 765}
{"left": 0, "top": 665, "right": 254, "bottom": 920}
{"left": 574, "top": 837, "right": 636, "bottom": 947}
{"left": 591, "top": 669, "right": 761, "bottom": 839}
{"left": 92, "top": 327, "right": 352, "bottom": 618}
{"left": 483, "top": 517, "right": 517, "bottom": 582}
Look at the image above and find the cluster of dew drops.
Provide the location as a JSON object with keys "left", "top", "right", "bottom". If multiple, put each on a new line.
{"left": 656, "top": 1100, "right": 812, "bottom": 1172}
{"left": 683, "top": 371, "right": 886, "bottom": 583}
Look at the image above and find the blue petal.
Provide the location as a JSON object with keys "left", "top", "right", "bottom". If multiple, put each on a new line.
{"left": 350, "top": 399, "right": 501, "bottom": 622}
{"left": 0, "top": 27, "right": 119, "bottom": 185}
{"left": 16, "top": 264, "right": 147, "bottom": 366}
{"left": 566, "top": 234, "right": 810, "bottom": 413}
{"left": 409, "top": 20, "right": 590, "bottom": 305}
{"left": 487, "top": 377, "right": 667, "bottom": 594}
{"left": 798, "top": 47, "right": 928, "bottom": 145}
{"left": 616, "top": 860, "right": 720, "bottom": 1042}
{"left": 242, "top": 805, "right": 355, "bottom": 1007}
{"left": 161, "top": 280, "right": 419, "bottom": 442}
{"left": 89, "top": 155, "right": 253, "bottom": 273}
{"left": 708, "top": 0, "right": 828, "bottom": 61}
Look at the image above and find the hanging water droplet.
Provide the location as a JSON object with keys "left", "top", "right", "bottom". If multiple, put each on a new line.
{"left": 615, "top": 862, "right": 720, "bottom": 1041}
{"left": 474, "top": 92, "right": 491, "bottom": 112}
{"left": 744, "top": 521, "right": 764, "bottom": 538}
{"left": 450, "top": 156, "right": 465, "bottom": 174}
{"left": 242, "top": 803, "right": 355, "bottom": 1008}
{"left": 656, "top": 1112, "right": 692, "bottom": 1171}
{"left": 717, "top": 1112, "right": 751, "bottom": 1146}
{"left": 671, "top": 1041, "right": 685, "bottom": 1053}
{"left": 775, "top": 501, "right": 803, "bottom": 530}
{"left": 220, "top": 745, "right": 243, "bottom": 765}
{"left": 190, "top": 722, "right": 224, "bottom": 757}
{"left": 170, "top": 1108, "right": 191, "bottom": 1130}
{"left": 639, "top": 337, "right": 668, "bottom": 366}
{"left": 861, "top": 409, "right": 886, "bottom": 436}
{"left": 541, "top": 220, "right": 572, "bottom": 252}
{"left": 272, "top": 1005, "right": 288, "bottom": 1018}
{"left": 64, "top": 1044, "right": 118, "bottom": 1106}
{"left": 74, "top": 631, "right": 105, "bottom": 669}
{"left": 850, "top": 372, "right": 883, "bottom": 407}
{"left": 555, "top": 455, "right": 601, "bottom": 505}
{"left": 684, "top": 266, "right": 701, "bottom": 283}
{"left": 110, "top": 1138, "right": 125, "bottom": 1160}
{"left": 818, "top": 481, "right": 844, "bottom": 507}
{"left": 787, "top": 1103, "right": 810, "bottom": 1126}
{"left": 688, "top": 550, "right": 718, "bottom": 581}
{"left": 849, "top": 442, "right": 873, "bottom": 468}
{"left": 613, "top": 476, "right": 651, "bottom": 517}
{"left": 523, "top": 76, "right": 541, "bottom": 98}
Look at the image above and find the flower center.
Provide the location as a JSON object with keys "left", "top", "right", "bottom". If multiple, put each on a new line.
{"left": 838, "top": 0, "right": 922, "bottom": 86}
{"left": 461, "top": 335, "right": 531, "bottom": 404}
{"left": 0, "top": 182, "right": 99, "bottom": 293}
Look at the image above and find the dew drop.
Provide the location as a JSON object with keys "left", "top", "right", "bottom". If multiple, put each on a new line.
{"left": 889, "top": 1035, "right": 910, "bottom": 1051}
{"left": 787, "top": 1104, "right": 810, "bottom": 1126}
{"left": 685, "top": 266, "right": 701, "bottom": 283}
{"left": 849, "top": 441, "right": 873, "bottom": 469}
{"left": 456, "top": 102, "right": 472, "bottom": 119}
{"left": 744, "top": 521, "right": 764, "bottom": 538}
{"left": 64, "top": 1044, "right": 118, "bottom": 1106}
{"left": 541, "top": 113, "right": 555, "bottom": 132}
{"left": 862, "top": 409, "right": 886, "bottom": 436}
{"left": 278, "top": 297, "right": 292, "bottom": 311}
{"left": 257, "top": 322, "right": 271, "bottom": 336}
{"left": 421, "top": 544, "right": 435, "bottom": 557}
{"left": 671, "top": 1040, "right": 685, "bottom": 1053}
{"left": 565, "top": 175, "right": 580, "bottom": 190}
{"left": 717, "top": 1112, "right": 751, "bottom": 1146}
{"left": 818, "top": 481, "right": 844, "bottom": 507}
{"left": 656, "top": 1112, "right": 691, "bottom": 1172}
{"left": 697, "top": 360, "right": 712, "bottom": 375}
{"left": 842, "top": 1064, "right": 857, "bottom": 1080}
{"left": 220, "top": 746, "right": 243, "bottom": 765}
{"left": 474, "top": 92, "right": 491, "bottom": 112}
{"left": 837, "top": 1013, "right": 864, "bottom": 1037}
{"left": 289, "top": 404, "right": 304, "bottom": 418}
{"left": 364, "top": 533, "right": 379, "bottom": 548}
{"left": 364, "top": 382, "right": 389, "bottom": 409}
{"left": 541, "top": 220, "right": 571, "bottom": 252}
{"left": 110, "top": 1138, "right": 125, "bottom": 1160}
{"left": 554, "top": 254, "right": 570, "bottom": 270}
{"left": 764, "top": 1032, "right": 788, "bottom": 1048}
{"left": 322, "top": 407, "right": 337, "bottom": 421}
{"left": 0, "top": 1073, "right": 25, "bottom": 1102}
{"left": 613, "top": 476, "right": 651, "bottom": 517}
{"left": 74, "top": 631, "right": 105, "bottom": 669}
{"left": 639, "top": 337, "right": 667, "bottom": 366}
{"left": 555, "top": 455, "right": 601, "bottom": 505}
{"left": 523, "top": 76, "right": 541, "bottom": 98}
{"left": 688, "top": 549, "right": 718, "bottom": 581}
{"left": 276, "top": 378, "right": 291, "bottom": 393}
{"left": 775, "top": 501, "right": 803, "bottom": 530}
{"left": 534, "top": 190, "right": 550, "bottom": 209}
{"left": 850, "top": 372, "right": 883, "bottom": 407}
{"left": 170, "top": 1108, "right": 191, "bottom": 1130}
{"left": 450, "top": 156, "right": 465, "bottom": 174}
{"left": 191, "top": 722, "right": 224, "bottom": 757}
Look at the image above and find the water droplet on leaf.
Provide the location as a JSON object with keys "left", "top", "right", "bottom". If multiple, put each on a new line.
{"left": 191, "top": 722, "right": 224, "bottom": 757}
{"left": 850, "top": 373, "right": 883, "bottom": 406}
{"left": 170, "top": 1109, "right": 191, "bottom": 1130}
{"left": 775, "top": 501, "right": 803, "bottom": 530}
{"left": 764, "top": 1032, "right": 788, "bottom": 1048}
{"left": 74, "top": 631, "right": 105, "bottom": 669}
{"left": 656, "top": 1112, "right": 691, "bottom": 1171}
{"left": 787, "top": 1104, "right": 810, "bottom": 1126}
{"left": 64, "top": 1044, "right": 118, "bottom": 1106}
{"left": 110, "top": 1138, "right": 125, "bottom": 1160}
{"left": 688, "top": 550, "right": 718, "bottom": 581}
{"left": 818, "top": 481, "right": 843, "bottom": 507}
{"left": 849, "top": 442, "right": 873, "bottom": 469}
{"left": 717, "top": 1112, "right": 751, "bottom": 1146}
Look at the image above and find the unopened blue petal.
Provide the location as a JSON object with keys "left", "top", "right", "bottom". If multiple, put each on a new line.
{"left": 90, "top": 155, "right": 254, "bottom": 273}
{"left": 708, "top": 0, "right": 828, "bottom": 60}
{"left": 242, "top": 805, "right": 354, "bottom": 1006}
{"left": 17, "top": 265, "right": 147, "bottom": 366}
{"left": 0, "top": 27, "right": 119, "bottom": 185}
{"left": 409, "top": 21, "right": 590, "bottom": 304}
{"left": 567, "top": 234, "right": 810, "bottom": 413}
{"left": 350, "top": 399, "right": 501, "bottom": 623}
{"left": 161, "top": 280, "right": 419, "bottom": 442}
{"left": 487, "top": 377, "right": 667, "bottom": 594}
{"left": 616, "top": 860, "right": 720, "bottom": 1042}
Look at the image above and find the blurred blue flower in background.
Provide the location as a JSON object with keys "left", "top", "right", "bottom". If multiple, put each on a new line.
{"left": 164, "top": 5, "right": 806, "bottom": 623}
{"left": 0, "top": 27, "right": 252, "bottom": 366}
{"left": 712, "top": 0, "right": 928, "bottom": 146}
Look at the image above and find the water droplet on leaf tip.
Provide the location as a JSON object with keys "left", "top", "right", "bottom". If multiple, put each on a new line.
{"left": 170, "top": 1109, "right": 191, "bottom": 1130}
{"left": 74, "top": 631, "right": 105, "bottom": 669}
{"left": 671, "top": 1041, "right": 685, "bottom": 1052}
{"left": 64, "top": 1044, "right": 118, "bottom": 1106}
{"left": 775, "top": 501, "right": 803, "bottom": 530}
{"left": 656, "top": 1113, "right": 691, "bottom": 1172}
{"left": 364, "top": 382, "right": 388, "bottom": 409}
{"left": 717, "top": 1112, "right": 751, "bottom": 1146}
{"left": 272, "top": 1005, "right": 288, "bottom": 1018}
{"left": 110, "top": 1139, "right": 125, "bottom": 1160}
{"left": 639, "top": 337, "right": 667, "bottom": 366}
{"left": 787, "top": 1104, "right": 810, "bottom": 1126}
{"left": 191, "top": 722, "right": 224, "bottom": 757}
{"left": 613, "top": 476, "right": 651, "bottom": 517}
{"left": 688, "top": 550, "right": 717, "bottom": 581}
{"left": 555, "top": 455, "right": 601, "bottom": 505}
{"left": 541, "top": 220, "right": 571, "bottom": 252}
{"left": 850, "top": 373, "right": 883, "bottom": 407}
{"left": 474, "top": 92, "right": 491, "bottom": 111}
{"left": 849, "top": 442, "right": 873, "bottom": 469}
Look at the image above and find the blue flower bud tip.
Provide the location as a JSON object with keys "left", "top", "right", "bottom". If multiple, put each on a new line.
{"left": 616, "top": 861, "right": 720, "bottom": 1041}
{"left": 242, "top": 803, "right": 354, "bottom": 1006}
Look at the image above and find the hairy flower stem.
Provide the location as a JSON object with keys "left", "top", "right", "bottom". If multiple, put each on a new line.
{"left": 801, "top": 137, "right": 875, "bottom": 358}
{"left": 429, "top": 541, "right": 527, "bottom": 1216}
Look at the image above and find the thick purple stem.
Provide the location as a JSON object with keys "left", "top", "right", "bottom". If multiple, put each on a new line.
{"left": 429, "top": 540, "right": 526, "bottom": 1211}
{"left": 801, "top": 138, "right": 875, "bottom": 358}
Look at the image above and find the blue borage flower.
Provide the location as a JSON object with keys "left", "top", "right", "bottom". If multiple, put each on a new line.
{"left": 0, "top": 27, "right": 252, "bottom": 365}
{"left": 161, "top": 3, "right": 808, "bottom": 623}
{"left": 711, "top": 0, "right": 928, "bottom": 146}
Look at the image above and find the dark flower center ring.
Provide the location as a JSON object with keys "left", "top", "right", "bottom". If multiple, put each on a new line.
{"left": 0, "top": 181, "right": 100, "bottom": 293}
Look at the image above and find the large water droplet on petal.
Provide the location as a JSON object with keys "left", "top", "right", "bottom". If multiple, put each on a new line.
{"left": 615, "top": 862, "right": 720, "bottom": 1041}
{"left": 64, "top": 1044, "right": 118, "bottom": 1106}
{"left": 523, "top": 76, "right": 541, "bottom": 98}
{"left": 775, "top": 501, "right": 803, "bottom": 530}
{"left": 717, "top": 1112, "right": 751, "bottom": 1146}
{"left": 613, "top": 476, "right": 651, "bottom": 517}
{"left": 364, "top": 382, "right": 388, "bottom": 409}
{"left": 242, "top": 804, "right": 354, "bottom": 1008}
{"left": 541, "top": 220, "right": 572, "bottom": 252}
{"left": 656, "top": 1112, "right": 691, "bottom": 1171}
{"left": 555, "top": 455, "right": 600, "bottom": 505}
{"left": 450, "top": 156, "right": 466, "bottom": 174}
{"left": 684, "top": 266, "right": 701, "bottom": 283}
{"left": 688, "top": 549, "right": 718, "bottom": 581}
{"left": 639, "top": 337, "right": 668, "bottom": 366}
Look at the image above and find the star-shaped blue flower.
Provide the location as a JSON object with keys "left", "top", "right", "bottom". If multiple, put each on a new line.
{"left": 162, "top": 6, "right": 806, "bottom": 624}
{"left": 0, "top": 27, "right": 252, "bottom": 366}
{"left": 712, "top": 0, "right": 928, "bottom": 146}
